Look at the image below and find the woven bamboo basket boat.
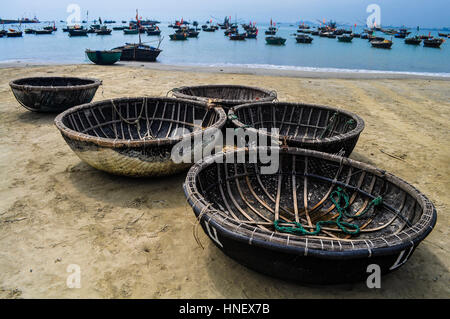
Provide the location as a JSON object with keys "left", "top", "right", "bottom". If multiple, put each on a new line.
{"left": 55, "top": 97, "right": 227, "bottom": 177}
{"left": 170, "top": 85, "right": 278, "bottom": 110}
{"left": 184, "top": 147, "right": 436, "bottom": 284}
{"left": 10, "top": 77, "right": 101, "bottom": 113}
{"left": 228, "top": 102, "right": 365, "bottom": 156}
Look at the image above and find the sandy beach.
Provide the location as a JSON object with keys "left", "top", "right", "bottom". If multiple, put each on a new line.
{"left": 0, "top": 63, "right": 448, "bottom": 298}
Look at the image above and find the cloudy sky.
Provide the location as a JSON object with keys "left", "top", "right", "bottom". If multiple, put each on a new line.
{"left": 2, "top": 0, "right": 449, "bottom": 28}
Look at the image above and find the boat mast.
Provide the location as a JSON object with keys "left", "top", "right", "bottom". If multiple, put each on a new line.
{"left": 137, "top": 9, "right": 141, "bottom": 45}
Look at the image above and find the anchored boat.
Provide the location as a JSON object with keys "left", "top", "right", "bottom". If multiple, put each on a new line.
{"left": 265, "top": 36, "right": 286, "bottom": 45}
{"left": 85, "top": 49, "right": 122, "bottom": 65}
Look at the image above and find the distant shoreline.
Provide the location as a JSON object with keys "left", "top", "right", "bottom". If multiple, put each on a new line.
{"left": 1, "top": 60, "right": 449, "bottom": 80}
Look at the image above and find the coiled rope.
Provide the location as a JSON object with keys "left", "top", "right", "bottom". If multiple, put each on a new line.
{"left": 274, "top": 187, "right": 383, "bottom": 236}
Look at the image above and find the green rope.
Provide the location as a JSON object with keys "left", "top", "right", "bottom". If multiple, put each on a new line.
{"left": 343, "top": 119, "right": 356, "bottom": 132}
{"left": 274, "top": 187, "right": 383, "bottom": 236}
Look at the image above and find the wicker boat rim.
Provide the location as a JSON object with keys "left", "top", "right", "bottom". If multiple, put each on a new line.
{"left": 54, "top": 96, "right": 227, "bottom": 148}
{"left": 170, "top": 84, "right": 278, "bottom": 105}
{"left": 183, "top": 147, "right": 436, "bottom": 259}
{"left": 9, "top": 77, "right": 102, "bottom": 92}
{"left": 228, "top": 101, "right": 365, "bottom": 145}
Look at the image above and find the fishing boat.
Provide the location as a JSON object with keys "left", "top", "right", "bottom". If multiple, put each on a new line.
{"left": 338, "top": 35, "right": 353, "bottom": 42}
{"left": 6, "top": 30, "right": 23, "bottom": 37}
{"left": 186, "top": 29, "right": 199, "bottom": 38}
{"left": 265, "top": 27, "right": 277, "bottom": 35}
{"left": 404, "top": 36, "right": 422, "bottom": 45}
{"left": 169, "top": 31, "right": 188, "bottom": 40}
{"left": 95, "top": 27, "right": 112, "bottom": 35}
{"left": 114, "top": 42, "right": 162, "bottom": 61}
{"left": 113, "top": 26, "right": 127, "bottom": 30}
{"left": 296, "top": 34, "right": 313, "bottom": 43}
{"left": 10, "top": 77, "right": 101, "bottom": 112}
{"left": 184, "top": 146, "right": 436, "bottom": 284}
{"left": 123, "top": 28, "right": 139, "bottom": 35}
{"left": 371, "top": 39, "right": 393, "bottom": 49}
{"left": 423, "top": 38, "right": 444, "bottom": 48}
{"left": 147, "top": 29, "right": 161, "bottom": 36}
{"left": 44, "top": 25, "right": 57, "bottom": 31}
{"left": 203, "top": 26, "right": 216, "bottom": 32}
{"left": 170, "top": 84, "right": 277, "bottom": 110}
{"left": 368, "top": 35, "right": 385, "bottom": 42}
{"left": 229, "top": 32, "right": 246, "bottom": 40}
{"left": 85, "top": 49, "right": 122, "bottom": 65}
{"left": 352, "top": 33, "right": 361, "bottom": 38}
{"left": 394, "top": 32, "right": 407, "bottom": 38}
{"left": 229, "top": 101, "right": 363, "bottom": 155}
{"left": 55, "top": 97, "right": 226, "bottom": 177}
{"left": 265, "top": 19, "right": 277, "bottom": 35}
{"left": 114, "top": 10, "right": 163, "bottom": 62}
{"left": 246, "top": 31, "right": 258, "bottom": 39}
{"left": 68, "top": 29, "right": 88, "bottom": 36}
{"left": 265, "top": 36, "right": 286, "bottom": 45}
{"left": 24, "top": 28, "right": 35, "bottom": 34}
{"left": 438, "top": 32, "right": 448, "bottom": 37}
{"left": 35, "top": 29, "right": 53, "bottom": 35}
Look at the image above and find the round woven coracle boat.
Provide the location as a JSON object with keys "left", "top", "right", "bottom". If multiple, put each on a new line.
{"left": 228, "top": 102, "right": 365, "bottom": 156}
{"left": 55, "top": 97, "right": 227, "bottom": 177}
{"left": 184, "top": 147, "right": 436, "bottom": 284}
{"left": 10, "top": 77, "right": 101, "bottom": 112}
{"left": 170, "top": 85, "right": 277, "bottom": 109}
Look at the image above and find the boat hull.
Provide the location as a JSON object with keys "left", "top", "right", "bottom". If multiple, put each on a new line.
{"left": 115, "top": 44, "right": 162, "bottom": 62}
{"left": 265, "top": 37, "right": 286, "bottom": 45}
{"left": 191, "top": 212, "right": 425, "bottom": 284}
{"left": 86, "top": 50, "right": 122, "bottom": 65}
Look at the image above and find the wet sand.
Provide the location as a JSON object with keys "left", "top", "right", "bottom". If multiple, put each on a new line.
{"left": 0, "top": 64, "right": 448, "bottom": 298}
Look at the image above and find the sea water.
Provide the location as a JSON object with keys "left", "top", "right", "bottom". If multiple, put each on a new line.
{"left": 1, "top": 22, "right": 449, "bottom": 76}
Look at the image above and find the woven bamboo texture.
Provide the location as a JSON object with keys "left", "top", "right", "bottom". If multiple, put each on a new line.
{"left": 10, "top": 77, "right": 101, "bottom": 112}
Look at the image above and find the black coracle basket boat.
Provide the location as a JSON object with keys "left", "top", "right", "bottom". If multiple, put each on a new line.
{"left": 228, "top": 102, "right": 364, "bottom": 156}
{"left": 170, "top": 85, "right": 277, "bottom": 110}
{"left": 184, "top": 147, "right": 437, "bottom": 284}
{"left": 10, "top": 77, "right": 101, "bottom": 113}
{"left": 55, "top": 97, "right": 227, "bottom": 177}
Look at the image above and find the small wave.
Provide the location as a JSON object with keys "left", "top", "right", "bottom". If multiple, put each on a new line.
{"left": 174, "top": 62, "right": 450, "bottom": 78}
